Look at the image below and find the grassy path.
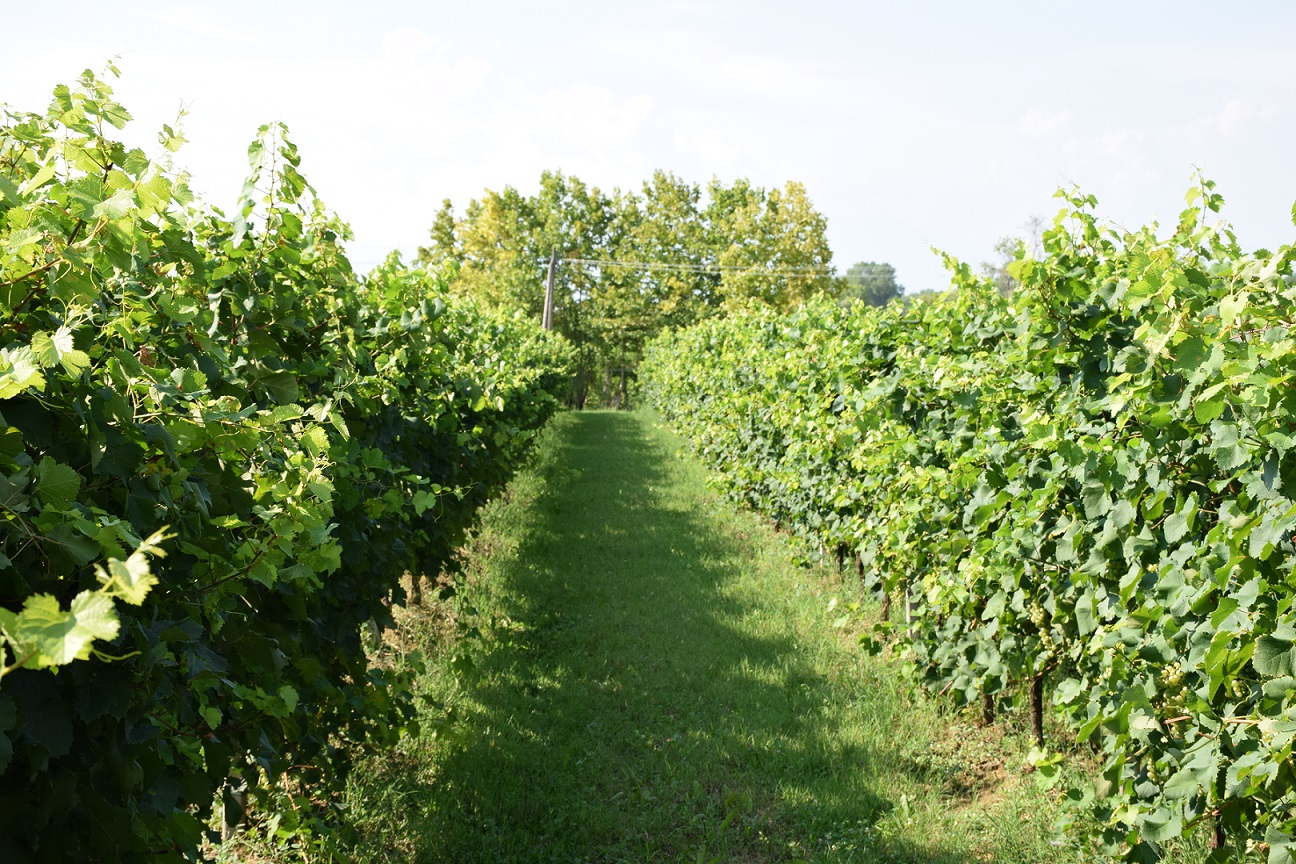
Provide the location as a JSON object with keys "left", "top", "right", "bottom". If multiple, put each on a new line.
{"left": 350, "top": 410, "right": 1068, "bottom": 863}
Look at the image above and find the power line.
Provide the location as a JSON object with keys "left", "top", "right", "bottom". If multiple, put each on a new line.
{"left": 556, "top": 257, "right": 836, "bottom": 276}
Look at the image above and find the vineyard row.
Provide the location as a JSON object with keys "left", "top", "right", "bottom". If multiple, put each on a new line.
{"left": 642, "top": 185, "right": 1296, "bottom": 862}
{"left": 0, "top": 70, "right": 571, "bottom": 861}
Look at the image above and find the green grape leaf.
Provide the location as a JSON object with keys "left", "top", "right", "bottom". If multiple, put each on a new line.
{"left": 68, "top": 591, "right": 120, "bottom": 648}
{"left": 34, "top": 458, "right": 81, "bottom": 509}
{"left": 1218, "top": 292, "right": 1248, "bottom": 328}
{"left": 1082, "top": 480, "right": 1112, "bottom": 519}
{"left": 95, "top": 528, "right": 169, "bottom": 605}
{"left": 279, "top": 685, "right": 299, "bottom": 714}
{"left": 0, "top": 173, "right": 19, "bottom": 204}
{"left": 0, "top": 346, "right": 45, "bottom": 398}
{"left": 169, "top": 367, "right": 207, "bottom": 394}
{"left": 1266, "top": 827, "right": 1296, "bottom": 864}
{"left": 1140, "top": 806, "right": 1183, "bottom": 843}
{"left": 95, "top": 557, "right": 155, "bottom": 606}
{"left": 0, "top": 592, "right": 119, "bottom": 670}
{"left": 412, "top": 489, "right": 438, "bottom": 515}
{"left": 1194, "top": 382, "right": 1227, "bottom": 423}
{"left": 1254, "top": 636, "right": 1296, "bottom": 677}
{"left": 1211, "top": 422, "right": 1250, "bottom": 472}
{"left": 247, "top": 558, "right": 277, "bottom": 587}
{"left": 157, "top": 291, "right": 201, "bottom": 324}
{"left": 1250, "top": 510, "right": 1289, "bottom": 559}
{"left": 30, "top": 331, "right": 59, "bottom": 368}
{"left": 1164, "top": 496, "right": 1197, "bottom": 544}
{"left": 31, "top": 327, "right": 90, "bottom": 377}
{"left": 0, "top": 426, "right": 22, "bottom": 467}
{"left": 328, "top": 410, "right": 351, "bottom": 441}
{"left": 19, "top": 160, "right": 56, "bottom": 195}
{"left": 1111, "top": 499, "right": 1136, "bottom": 530}
{"left": 1263, "top": 676, "right": 1296, "bottom": 698}
{"left": 301, "top": 426, "right": 329, "bottom": 459}
{"left": 92, "top": 189, "right": 134, "bottom": 220}
{"left": 136, "top": 173, "right": 172, "bottom": 213}
{"left": 59, "top": 349, "right": 91, "bottom": 377}
{"left": 261, "top": 372, "right": 300, "bottom": 405}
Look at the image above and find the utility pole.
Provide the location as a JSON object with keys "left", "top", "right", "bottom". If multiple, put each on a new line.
{"left": 543, "top": 247, "right": 556, "bottom": 331}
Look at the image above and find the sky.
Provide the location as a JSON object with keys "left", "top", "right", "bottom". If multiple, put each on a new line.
{"left": 4, "top": 1, "right": 1294, "bottom": 293}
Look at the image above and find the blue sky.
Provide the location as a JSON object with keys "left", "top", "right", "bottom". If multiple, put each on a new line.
{"left": 5, "top": 1, "right": 1293, "bottom": 292}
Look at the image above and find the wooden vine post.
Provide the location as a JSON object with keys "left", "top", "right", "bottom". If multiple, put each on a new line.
{"left": 1029, "top": 673, "right": 1045, "bottom": 748}
{"left": 543, "top": 247, "right": 556, "bottom": 331}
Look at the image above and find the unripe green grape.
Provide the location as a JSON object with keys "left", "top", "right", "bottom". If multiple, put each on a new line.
{"left": 1028, "top": 603, "right": 1046, "bottom": 627}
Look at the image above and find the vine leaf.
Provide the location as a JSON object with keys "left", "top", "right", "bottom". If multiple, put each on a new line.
{"left": 0, "top": 347, "right": 45, "bottom": 399}
{"left": 34, "top": 458, "right": 80, "bottom": 509}
{"left": 1254, "top": 636, "right": 1296, "bottom": 678}
{"left": 0, "top": 592, "right": 119, "bottom": 668}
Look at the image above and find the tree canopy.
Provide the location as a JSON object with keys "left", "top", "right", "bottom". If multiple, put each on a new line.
{"left": 839, "top": 261, "right": 904, "bottom": 306}
{"left": 418, "top": 170, "right": 839, "bottom": 405}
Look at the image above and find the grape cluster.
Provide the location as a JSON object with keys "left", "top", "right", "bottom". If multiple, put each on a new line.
{"left": 1155, "top": 661, "right": 1194, "bottom": 717}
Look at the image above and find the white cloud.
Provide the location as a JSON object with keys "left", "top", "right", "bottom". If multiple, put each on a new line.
{"left": 151, "top": 6, "right": 257, "bottom": 44}
{"left": 1208, "top": 99, "right": 1283, "bottom": 137}
{"left": 381, "top": 28, "right": 442, "bottom": 58}
{"left": 1218, "top": 99, "right": 1254, "bottom": 137}
{"left": 1057, "top": 127, "right": 1147, "bottom": 177}
{"left": 1097, "top": 128, "right": 1146, "bottom": 160}
{"left": 1017, "top": 108, "right": 1071, "bottom": 137}
{"left": 545, "top": 84, "right": 654, "bottom": 146}
{"left": 610, "top": 27, "right": 852, "bottom": 113}
{"left": 672, "top": 126, "right": 740, "bottom": 171}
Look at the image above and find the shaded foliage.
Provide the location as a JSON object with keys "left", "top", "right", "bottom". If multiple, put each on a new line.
{"left": 0, "top": 69, "right": 569, "bottom": 862}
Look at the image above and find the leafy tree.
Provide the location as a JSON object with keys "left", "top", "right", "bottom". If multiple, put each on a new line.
{"left": 533, "top": 172, "right": 620, "bottom": 405}
{"left": 425, "top": 171, "right": 839, "bottom": 404}
{"left": 708, "top": 179, "right": 837, "bottom": 311}
{"left": 416, "top": 197, "right": 459, "bottom": 266}
{"left": 452, "top": 185, "right": 542, "bottom": 311}
{"left": 624, "top": 171, "right": 718, "bottom": 328}
{"left": 839, "top": 261, "right": 904, "bottom": 307}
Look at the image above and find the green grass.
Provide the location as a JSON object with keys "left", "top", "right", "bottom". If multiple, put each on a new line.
{"left": 338, "top": 409, "right": 1102, "bottom": 863}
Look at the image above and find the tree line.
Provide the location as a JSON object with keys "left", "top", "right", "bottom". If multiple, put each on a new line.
{"left": 417, "top": 170, "right": 903, "bottom": 406}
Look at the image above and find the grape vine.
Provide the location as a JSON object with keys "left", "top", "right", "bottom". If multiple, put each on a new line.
{"left": 0, "top": 67, "right": 570, "bottom": 862}
{"left": 642, "top": 182, "right": 1296, "bottom": 861}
